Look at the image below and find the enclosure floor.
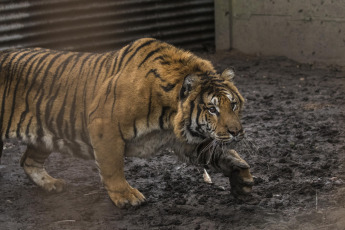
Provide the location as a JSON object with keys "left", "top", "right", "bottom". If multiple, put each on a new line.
{"left": 1, "top": 51, "right": 344, "bottom": 230}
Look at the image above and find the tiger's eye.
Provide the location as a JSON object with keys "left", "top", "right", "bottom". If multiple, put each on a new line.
{"left": 208, "top": 107, "right": 217, "bottom": 114}
{"left": 231, "top": 102, "right": 237, "bottom": 110}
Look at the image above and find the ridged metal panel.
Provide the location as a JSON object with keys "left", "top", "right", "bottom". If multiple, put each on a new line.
{"left": 0, "top": 0, "right": 215, "bottom": 52}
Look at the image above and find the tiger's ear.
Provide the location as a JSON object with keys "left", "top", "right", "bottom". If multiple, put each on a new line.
{"left": 220, "top": 68, "right": 235, "bottom": 81}
{"left": 180, "top": 74, "right": 200, "bottom": 100}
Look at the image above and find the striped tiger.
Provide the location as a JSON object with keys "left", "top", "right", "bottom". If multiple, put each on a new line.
{"left": 0, "top": 38, "right": 253, "bottom": 208}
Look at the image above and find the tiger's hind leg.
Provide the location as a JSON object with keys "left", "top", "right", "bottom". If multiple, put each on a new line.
{"left": 21, "top": 145, "right": 65, "bottom": 192}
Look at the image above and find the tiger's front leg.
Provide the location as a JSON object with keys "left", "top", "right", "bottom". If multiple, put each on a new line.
{"left": 185, "top": 142, "right": 254, "bottom": 197}
{"left": 89, "top": 118, "right": 145, "bottom": 208}
{"left": 174, "top": 140, "right": 254, "bottom": 196}
{"left": 213, "top": 149, "right": 254, "bottom": 197}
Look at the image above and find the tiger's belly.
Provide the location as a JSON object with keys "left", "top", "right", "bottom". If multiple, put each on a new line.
{"left": 125, "top": 130, "right": 178, "bottom": 158}
{"left": 53, "top": 138, "right": 94, "bottom": 159}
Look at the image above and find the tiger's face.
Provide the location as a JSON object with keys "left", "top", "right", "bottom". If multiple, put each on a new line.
{"left": 201, "top": 92, "right": 244, "bottom": 142}
{"left": 175, "top": 69, "right": 245, "bottom": 144}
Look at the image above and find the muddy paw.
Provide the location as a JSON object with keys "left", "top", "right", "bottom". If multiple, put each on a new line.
{"left": 42, "top": 178, "right": 66, "bottom": 193}
{"left": 108, "top": 187, "right": 146, "bottom": 208}
{"left": 229, "top": 168, "right": 254, "bottom": 197}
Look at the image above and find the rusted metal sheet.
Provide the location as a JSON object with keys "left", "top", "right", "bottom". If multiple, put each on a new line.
{"left": 0, "top": 0, "right": 215, "bottom": 51}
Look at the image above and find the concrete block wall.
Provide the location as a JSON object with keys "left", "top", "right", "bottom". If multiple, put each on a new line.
{"left": 227, "top": 0, "right": 345, "bottom": 66}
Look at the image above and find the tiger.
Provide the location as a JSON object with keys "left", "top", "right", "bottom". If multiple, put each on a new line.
{"left": 0, "top": 38, "right": 254, "bottom": 208}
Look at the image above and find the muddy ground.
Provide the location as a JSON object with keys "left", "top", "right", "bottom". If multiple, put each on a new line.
{"left": 1, "top": 51, "right": 345, "bottom": 230}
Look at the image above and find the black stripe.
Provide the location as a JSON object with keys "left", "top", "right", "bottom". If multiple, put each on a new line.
{"left": 16, "top": 51, "right": 49, "bottom": 137}
{"left": 231, "top": 90, "right": 243, "bottom": 104}
{"left": 153, "top": 56, "right": 164, "bottom": 62}
{"left": 44, "top": 53, "right": 81, "bottom": 135}
{"left": 23, "top": 51, "right": 50, "bottom": 89}
{"left": 124, "top": 39, "right": 156, "bottom": 68}
{"left": 4, "top": 51, "right": 26, "bottom": 96}
{"left": 153, "top": 56, "right": 171, "bottom": 65}
{"left": 56, "top": 88, "right": 69, "bottom": 138}
{"left": 45, "top": 84, "right": 61, "bottom": 136}
{"left": 160, "top": 60, "right": 171, "bottom": 65}
{"left": 28, "top": 53, "right": 60, "bottom": 139}
{"left": 47, "top": 53, "right": 77, "bottom": 97}
{"left": 0, "top": 54, "right": 12, "bottom": 135}
{"left": 24, "top": 52, "right": 51, "bottom": 89}
{"left": 90, "top": 54, "right": 105, "bottom": 76}
{"left": 75, "top": 53, "right": 95, "bottom": 82}
{"left": 0, "top": 50, "right": 25, "bottom": 137}
{"left": 88, "top": 99, "right": 101, "bottom": 122}
{"left": 69, "top": 87, "right": 78, "bottom": 141}
{"left": 160, "top": 83, "right": 176, "bottom": 92}
{"left": 187, "top": 100, "right": 205, "bottom": 139}
{"left": 21, "top": 51, "right": 51, "bottom": 132}
{"left": 0, "top": 50, "right": 13, "bottom": 71}
{"left": 111, "top": 74, "right": 122, "bottom": 118}
{"left": 188, "top": 126, "right": 206, "bottom": 139}
{"left": 138, "top": 47, "right": 163, "bottom": 68}
{"left": 145, "top": 69, "right": 165, "bottom": 82}
{"left": 80, "top": 112, "right": 91, "bottom": 145}
{"left": 7, "top": 51, "right": 34, "bottom": 95}
{"left": 92, "top": 56, "right": 108, "bottom": 96}
{"left": 188, "top": 100, "right": 195, "bottom": 132}
{"left": 179, "top": 85, "right": 187, "bottom": 101}
{"left": 82, "top": 71, "right": 89, "bottom": 128}
{"left": 195, "top": 102, "right": 204, "bottom": 135}
{"left": 110, "top": 54, "right": 119, "bottom": 76}
{"left": 133, "top": 119, "right": 137, "bottom": 138}
{"left": 159, "top": 106, "right": 169, "bottom": 130}
{"left": 103, "top": 53, "right": 113, "bottom": 76}
{"left": 104, "top": 78, "right": 114, "bottom": 103}
{"left": 69, "top": 52, "right": 85, "bottom": 71}
{"left": 35, "top": 88, "right": 45, "bottom": 138}
{"left": 118, "top": 122, "right": 126, "bottom": 142}
{"left": 146, "top": 88, "right": 152, "bottom": 127}
{"left": 25, "top": 116, "right": 33, "bottom": 137}
{"left": 89, "top": 54, "right": 105, "bottom": 96}
{"left": 4, "top": 50, "right": 35, "bottom": 137}
{"left": 37, "top": 52, "right": 67, "bottom": 99}
{"left": 115, "top": 42, "right": 134, "bottom": 74}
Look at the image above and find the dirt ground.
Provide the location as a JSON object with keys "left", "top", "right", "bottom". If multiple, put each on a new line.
{"left": 1, "top": 51, "right": 344, "bottom": 230}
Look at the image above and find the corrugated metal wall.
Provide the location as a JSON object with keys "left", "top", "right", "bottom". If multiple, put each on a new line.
{"left": 0, "top": 0, "right": 215, "bottom": 52}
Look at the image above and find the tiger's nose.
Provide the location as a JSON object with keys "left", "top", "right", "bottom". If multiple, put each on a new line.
{"left": 228, "top": 129, "right": 243, "bottom": 137}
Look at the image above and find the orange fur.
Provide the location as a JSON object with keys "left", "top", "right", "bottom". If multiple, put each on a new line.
{"left": 0, "top": 38, "right": 253, "bottom": 208}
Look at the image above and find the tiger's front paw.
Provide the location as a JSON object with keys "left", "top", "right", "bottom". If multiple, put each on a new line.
{"left": 218, "top": 149, "right": 254, "bottom": 196}
{"left": 108, "top": 186, "right": 146, "bottom": 208}
{"left": 229, "top": 167, "right": 254, "bottom": 197}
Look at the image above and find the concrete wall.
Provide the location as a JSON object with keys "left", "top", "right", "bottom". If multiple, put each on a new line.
{"left": 229, "top": 0, "right": 345, "bottom": 66}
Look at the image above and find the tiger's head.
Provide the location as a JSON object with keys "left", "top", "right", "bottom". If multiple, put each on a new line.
{"left": 174, "top": 69, "right": 245, "bottom": 144}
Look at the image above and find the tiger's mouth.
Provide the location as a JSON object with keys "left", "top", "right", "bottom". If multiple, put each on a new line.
{"left": 213, "top": 130, "right": 245, "bottom": 144}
